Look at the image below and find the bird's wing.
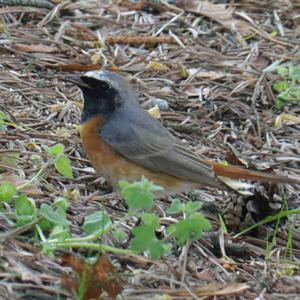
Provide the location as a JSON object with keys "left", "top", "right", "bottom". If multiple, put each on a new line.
{"left": 100, "top": 109, "right": 222, "bottom": 188}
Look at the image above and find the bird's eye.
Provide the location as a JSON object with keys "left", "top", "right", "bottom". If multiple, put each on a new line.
{"left": 81, "top": 76, "right": 92, "bottom": 85}
{"left": 99, "top": 81, "right": 110, "bottom": 89}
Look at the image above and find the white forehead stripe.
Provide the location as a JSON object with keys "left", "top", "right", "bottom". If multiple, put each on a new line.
{"left": 83, "top": 70, "right": 106, "bottom": 80}
{"left": 82, "top": 70, "right": 122, "bottom": 91}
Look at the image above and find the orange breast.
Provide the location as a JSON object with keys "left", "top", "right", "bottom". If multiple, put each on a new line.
{"left": 80, "top": 116, "right": 119, "bottom": 183}
{"left": 80, "top": 116, "right": 201, "bottom": 195}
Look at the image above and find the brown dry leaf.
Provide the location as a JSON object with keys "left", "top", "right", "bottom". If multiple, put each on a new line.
{"left": 223, "top": 263, "right": 237, "bottom": 272}
{"left": 129, "top": 0, "right": 167, "bottom": 13}
{"left": 250, "top": 54, "right": 272, "bottom": 69}
{"left": 176, "top": 0, "right": 252, "bottom": 34}
{"left": 61, "top": 253, "right": 122, "bottom": 300}
{"left": 13, "top": 43, "right": 61, "bottom": 53}
{"left": 61, "top": 253, "right": 102, "bottom": 300}
{"left": 61, "top": 273, "right": 78, "bottom": 295}
{"left": 0, "top": 172, "right": 43, "bottom": 197}
{"left": 66, "top": 23, "right": 98, "bottom": 42}
{"left": 95, "top": 254, "right": 123, "bottom": 298}
{"left": 225, "top": 146, "right": 248, "bottom": 167}
{"left": 61, "top": 253, "right": 86, "bottom": 274}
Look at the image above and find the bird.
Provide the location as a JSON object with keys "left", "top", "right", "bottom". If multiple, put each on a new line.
{"left": 65, "top": 70, "right": 299, "bottom": 196}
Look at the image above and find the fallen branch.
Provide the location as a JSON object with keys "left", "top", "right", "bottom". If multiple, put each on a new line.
{"left": 107, "top": 35, "right": 182, "bottom": 46}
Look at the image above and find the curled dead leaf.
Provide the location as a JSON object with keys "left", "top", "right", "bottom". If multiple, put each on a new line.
{"left": 13, "top": 43, "right": 61, "bottom": 54}
{"left": 176, "top": 0, "right": 252, "bottom": 34}
{"left": 61, "top": 253, "right": 123, "bottom": 300}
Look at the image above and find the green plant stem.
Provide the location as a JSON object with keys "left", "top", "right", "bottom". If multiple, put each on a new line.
{"left": 47, "top": 223, "right": 112, "bottom": 244}
{"left": 48, "top": 209, "right": 139, "bottom": 244}
{"left": 17, "top": 162, "right": 50, "bottom": 191}
{"left": 53, "top": 241, "right": 133, "bottom": 255}
{"left": 234, "top": 208, "right": 300, "bottom": 238}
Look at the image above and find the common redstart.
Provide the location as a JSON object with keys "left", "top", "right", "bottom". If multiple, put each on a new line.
{"left": 66, "top": 71, "right": 299, "bottom": 196}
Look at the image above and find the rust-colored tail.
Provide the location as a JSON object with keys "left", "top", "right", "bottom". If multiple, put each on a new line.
{"left": 211, "top": 162, "right": 300, "bottom": 185}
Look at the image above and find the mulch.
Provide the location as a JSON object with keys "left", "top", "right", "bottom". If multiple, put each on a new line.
{"left": 0, "top": 0, "right": 299, "bottom": 299}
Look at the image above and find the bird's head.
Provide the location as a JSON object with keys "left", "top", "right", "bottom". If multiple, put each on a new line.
{"left": 65, "top": 70, "right": 137, "bottom": 123}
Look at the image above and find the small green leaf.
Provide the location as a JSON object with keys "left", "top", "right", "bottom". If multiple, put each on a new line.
{"left": 276, "top": 86, "right": 300, "bottom": 107}
{"left": 0, "top": 182, "right": 17, "bottom": 203}
{"left": 42, "top": 242, "right": 56, "bottom": 258}
{"left": 289, "top": 66, "right": 300, "bottom": 80}
{"left": 166, "top": 223, "right": 176, "bottom": 236}
{"left": 54, "top": 155, "right": 73, "bottom": 179}
{"left": 38, "top": 218, "right": 55, "bottom": 232}
{"left": 120, "top": 178, "right": 163, "bottom": 210}
{"left": 131, "top": 224, "right": 165, "bottom": 258}
{"left": 168, "top": 219, "right": 190, "bottom": 245}
{"left": 121, "top": 184, "right": 153, "bottom": 210}
{"left": 40, "top": 204, "right": 70, "bottom": 226}
{"left": 15, "top": 195, "right": 36, "bottom": 225}
{"left": 0, "top": 111, "right": 9, "bottom": 121}
{"left": 120, "top": 177, "right": 163, "bottom": 193}
{"left": 184, "top": 201, "right": 203, "bottom": 216}
{"left": 53, "top": 197, "right": 69, "bottom": 211}
{"left": 276, "top": 66, "right": 289, "bottom": 77}
{"left": 112, "top": 229, "right": 127, "bottom": 242}
{"left": 140, "top": 176, "right": 164, "bottom": 192}
{"left": 166, "top": 199, "right": 184, "bottom": 214}
{"left": 273, "top": 81, "right": 289, "bottom": 93}
{"left": 168, "top": 213, "right": 211, "bottom": 245}
{"left": 142, "top": 213, "right": 160, "bottom": 229}
{"left": 276, "top": 97, "right": 286, "bottom": 108}
{"left": 82, "top": 211, "right": 112, "bottom": 235}
{"left": 46, "top": 143, "right": 65, "bottom": 157}
{"left": 17, "top": 215, "right": 35, "bottom": 226}
{"left": 162, "top": 243, "right": 172, "bottom": 255}
{"left": 30, "top": 154, "right": 42, "bottom": 161}
{"left": 189, "top": 212, "right": 212, "bottom": 232}
{"left": 49, "top": 225, "right": 70, "bottom": 241}
{"left": 289, "top": 85, "right": 300, "bottom": 99}
{"left": 118, "top": 180, "right": 130, "bottom": 189}
{"left": 15, "top": 195, "right": 36, "bottom": 215}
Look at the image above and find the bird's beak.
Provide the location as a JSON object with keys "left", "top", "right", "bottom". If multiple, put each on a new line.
{"left": 64, "top": 75, "right": 91, "bottom": 89}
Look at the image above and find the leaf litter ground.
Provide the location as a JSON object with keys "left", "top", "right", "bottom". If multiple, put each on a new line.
{"left": 0, "top": 0, "right": 300, "bottom": 299}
